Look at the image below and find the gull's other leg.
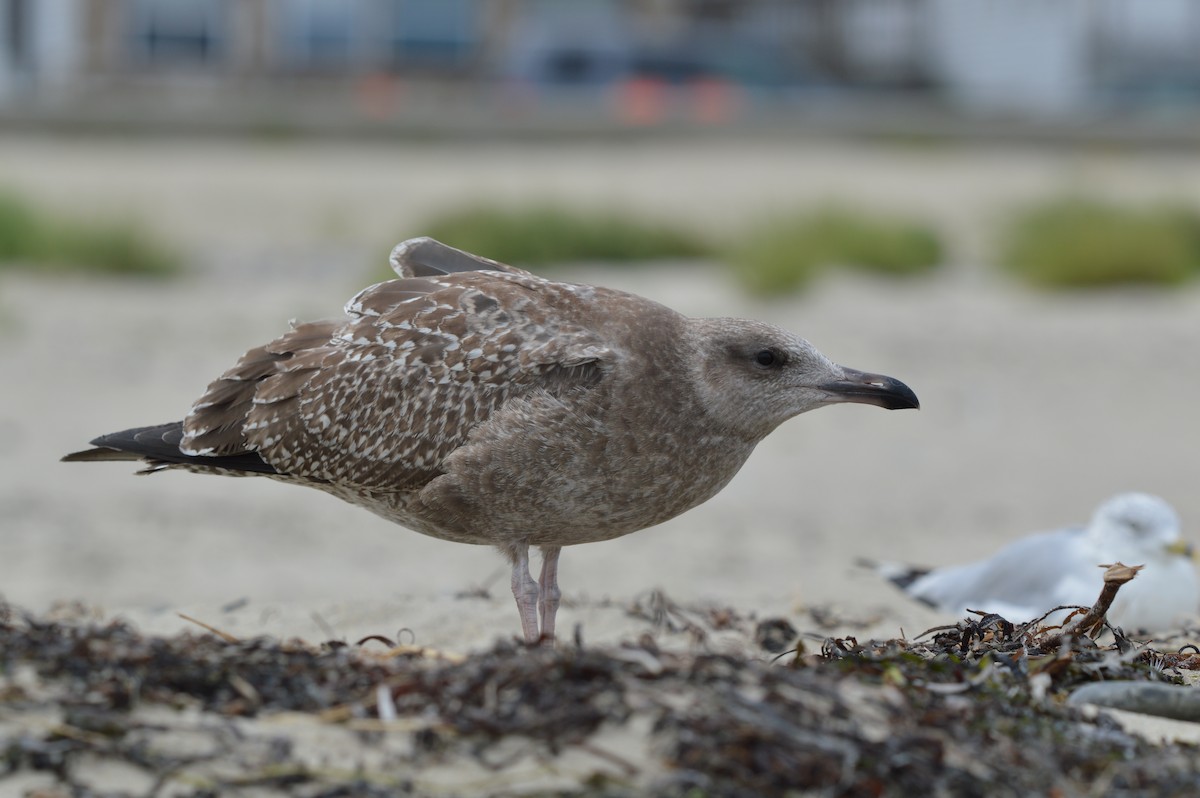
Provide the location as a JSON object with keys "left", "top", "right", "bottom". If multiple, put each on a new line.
{"left": 510, "top": 544, "right": 541, "bottom": 644}
{"left": 538, "top": 546, "right": 562, "bottom": 642}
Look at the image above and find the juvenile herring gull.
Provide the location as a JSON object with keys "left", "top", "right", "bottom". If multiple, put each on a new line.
{"left": 64, "top": 237, "right": 920, "bottom": 643}
{"left": 874, "top": 493, "right": 1198, "bottom": 631}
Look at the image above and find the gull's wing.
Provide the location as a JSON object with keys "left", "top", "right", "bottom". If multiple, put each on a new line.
{"left": 388, "top": 237, "right": 533, "bottom": 278}
{"left": 904, "top": 527, "right": 1102, "bottom": 618}
{"left": 181, "top": 270, "right": 610, "bottom": 491}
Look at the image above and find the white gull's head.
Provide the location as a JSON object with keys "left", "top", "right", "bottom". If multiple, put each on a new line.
{"left": 1087, "top": 492, "right": 1188, "bottom": 564}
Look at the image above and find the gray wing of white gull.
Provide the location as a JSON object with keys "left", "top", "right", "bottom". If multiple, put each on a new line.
{"left": 901, "top": 527, "right": 1101, "bottom": 619}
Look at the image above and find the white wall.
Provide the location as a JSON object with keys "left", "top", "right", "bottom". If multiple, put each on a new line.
{"left": 0, "top": 0, "right": 83, "bottom": 104}
{"left": 33, "top": 0, "right": 83, "bottom": 81}
{"left": 926, "top": 0, "right": 1091, "bottom": 115}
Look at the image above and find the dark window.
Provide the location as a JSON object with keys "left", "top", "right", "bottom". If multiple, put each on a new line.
{"left": 276, "top": 0, "right": 354, "bottom": 68}
{"left": 382, "top": 0, "right": 478, "bottom": 69}
{"left": 6, "top": 0, "right": 30, "bottom": 68}
{"left": 130, "top": 0, "right": 226, "bottom": 66}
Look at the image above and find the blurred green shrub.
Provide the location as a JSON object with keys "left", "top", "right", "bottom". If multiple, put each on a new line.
{"left": 0, "top": 189, "right": 180, "bottom": 277}
{"left": 413, "top": 203, "right": 712, "bottom": 269}
{"left": 728, "top": 208, "right": 943, "bottom": 295}
{"left": 0, "top": 191, "right": 48, "bottom": 261}
{"left": 51, "top": 222, "right": 180, "bottom": 277}
{"left": 1001, "top": 198, "right": 1200, "bottom": 289}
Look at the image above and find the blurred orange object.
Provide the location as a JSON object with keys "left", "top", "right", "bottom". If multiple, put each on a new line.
{"left": 356, "top": 73, "right": 403, "bottom": 121}
{"left": 617, "top": 77, "right": 666, "bottom": 126}
{"left": 690, "top": 77, "right": 738, "bottom": 125}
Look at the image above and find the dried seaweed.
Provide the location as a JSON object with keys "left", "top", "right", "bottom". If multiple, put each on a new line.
{"left": 2, "top": 568, "right": 1199, "bottom": 798}
{"left": 0, "top": 610, "right": 397, "bottom": 715}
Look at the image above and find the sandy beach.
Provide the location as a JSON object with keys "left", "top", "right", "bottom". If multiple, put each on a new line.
{"left": 1, "top": 134, "right": 1198, "bottom": 650}
{"left": 3, "top": 134, "right": 1200, "bottom": 794}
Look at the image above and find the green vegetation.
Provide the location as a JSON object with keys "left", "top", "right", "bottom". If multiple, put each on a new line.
{"left": 0, "top": 191, "right": 45, "bottom": 263}
{"left": 414, "top": 203, "right": 712, "bottom": 268}
{"left": 403, "top": 202, "right": 943, "bottom": 297}
{"left": 0, "top": 189, "right": 180, "bottom": 277}
{"left": 1001, "top": 198, "right": 1200, "bottom": 289}
{"left": 728, "top": 208, "right": 943, "bottom": 296}
{"left": 396, "top": 197, "right": 1200, "bottom": 295}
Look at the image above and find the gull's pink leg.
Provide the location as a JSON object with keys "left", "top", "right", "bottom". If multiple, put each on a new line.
{"left": 538, "top": 546, "right": 562, "bottom": 642}
{"left": 510, "top": 544, "right": 541, "bottom": 643}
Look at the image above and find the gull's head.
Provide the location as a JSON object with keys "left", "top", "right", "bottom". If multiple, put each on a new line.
{"left": 1088, "top": 492, "right": 1191, "bottom": 563}
{"left": 687, "top": 318, "right": 919, "bottom": 441}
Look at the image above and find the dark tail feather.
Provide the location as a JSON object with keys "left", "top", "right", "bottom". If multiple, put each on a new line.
{"left": 854, "top": 557, "right": 934, "bottom": 597}
{"left": 62, "top": 421, "right": 278, "bottom": 475}
{"left": 886, "top": 567, "right": 933, "bottom": 594}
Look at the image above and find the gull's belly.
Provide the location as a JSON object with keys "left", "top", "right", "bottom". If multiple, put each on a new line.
{"left": 315, "top": 431, "right": 756, "bottom": 548}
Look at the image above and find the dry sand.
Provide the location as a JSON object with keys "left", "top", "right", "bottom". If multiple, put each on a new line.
{"left": 1, "top": 133, "right": 1198, "bottom": 653}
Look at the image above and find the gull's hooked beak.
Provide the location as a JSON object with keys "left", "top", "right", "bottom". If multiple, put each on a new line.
{"left": 821, "top": 367, "right": 920, "bottom": 411}
{"left": 1165, "top": 540, "right": 1196, "bottom": 560}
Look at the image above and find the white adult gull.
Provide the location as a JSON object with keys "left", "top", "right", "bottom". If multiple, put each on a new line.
{"left": 874, "top": 492, "right": 1198, "bottom": 631}
{"left": 64, "top": 237, "right": 920, "bottom": 643}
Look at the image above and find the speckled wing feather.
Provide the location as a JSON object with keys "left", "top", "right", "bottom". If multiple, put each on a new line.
{"left": 181, "top": 271, "right": 611, "bottom": 493}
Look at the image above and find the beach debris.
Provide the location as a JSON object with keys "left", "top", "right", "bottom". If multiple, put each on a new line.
{"left": 755, "top": 618, "right": 799, "bottom": 653}
{"left": 3, "top": 580, "right": 1200, "bottom": 795}
{"left": 1068, "top": 682, "right": 1200, "bottom": 722}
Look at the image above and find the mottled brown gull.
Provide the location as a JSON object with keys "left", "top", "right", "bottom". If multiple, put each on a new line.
{"left": 64, "top": 237, "right": 919, "bottom": 643}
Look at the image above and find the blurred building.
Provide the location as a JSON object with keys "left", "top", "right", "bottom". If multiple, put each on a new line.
{"left": 2, "top": 0, "right": 1200, "bottom": 129}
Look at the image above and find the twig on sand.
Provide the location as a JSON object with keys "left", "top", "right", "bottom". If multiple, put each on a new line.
{"left": 177, "top": 612, "right": 240, "bottom": 643}
{"left": 379, "top": 644, "right": 467, "bottom": 663}
{"left": 1037, "top": 562, "right": 1142, "bottom": 650}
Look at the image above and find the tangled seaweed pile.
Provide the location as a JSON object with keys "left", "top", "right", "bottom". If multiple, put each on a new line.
{"left": 2, "top": 568, "right": 1199, "bottom": 797}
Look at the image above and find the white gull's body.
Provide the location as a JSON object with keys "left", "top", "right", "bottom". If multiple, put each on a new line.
{"left": 889, "top": 493, "right": 1198, "bottom": 631}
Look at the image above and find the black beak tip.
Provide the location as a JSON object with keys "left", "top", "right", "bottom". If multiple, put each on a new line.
{"left": 883, "top": 379, "right": 920, "bottom": 411}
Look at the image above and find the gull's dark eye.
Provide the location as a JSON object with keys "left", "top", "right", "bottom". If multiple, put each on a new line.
{"left": 755, "top": 349, "right": 780, "bottom": 368}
